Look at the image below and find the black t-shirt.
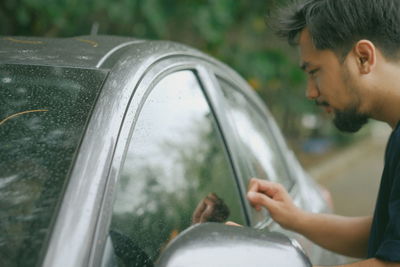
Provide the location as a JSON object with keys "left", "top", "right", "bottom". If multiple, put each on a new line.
{"left": 368, "top": 122, "right": 400, "bottom": 261}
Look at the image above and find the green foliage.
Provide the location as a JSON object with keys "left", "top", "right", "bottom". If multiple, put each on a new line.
{"left": 0, "top": 0, "right": 319, "bottom": 139}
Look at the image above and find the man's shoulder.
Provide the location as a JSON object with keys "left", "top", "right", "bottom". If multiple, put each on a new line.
{"left": 384, "top": 122, "right": 400, "bottom": 174}
{"left": 387, "top": 122, "right": 400, "bottom": 150}
{"left": 394, "top": 121, "right": 400, "bottom": 138}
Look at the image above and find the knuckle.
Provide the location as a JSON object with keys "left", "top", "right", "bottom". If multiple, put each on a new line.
{"left": 259, "top": 194, "right": 271, "bottom": 205}
{"left": 275, "top": 183, "right": 284, "bottom": 191}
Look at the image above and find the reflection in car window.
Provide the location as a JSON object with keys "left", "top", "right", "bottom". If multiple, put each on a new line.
{"left": 217, "top": 78, "right": 293, "bottom": 190}
{"left": 109, "top": 71, "right": 246, "bottom": 266}
{"left": 0, "top": 64, "right": 107, "bottom": 267}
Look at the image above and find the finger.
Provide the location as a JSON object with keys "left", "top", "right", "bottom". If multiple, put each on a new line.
{"left": 247, "top": 180, "right": 261, "bottom": 210}
{"left": 194, "top": 197, "right": 207, "bottom": 210}
{"left": 208, "top": 192, "right": 218, "bottom": 200}
{"left": 247, "top": 191, "right": 275, "bottom": 211}
{"left": 248, "top": 178, "right": 282, "bottom": 197}
{"left": 202, "top": 199, "right": 216, "bottom": 220}
{"left": 192, "top": 200, "right": 207, "bottom": 223}
{"left": 225, "top": 221, "right": 243, "bottom": 227}
{"left": 207, "top": 193, "right": 218, "bottom": 204}
{"left": 247, "top": 177, "right": 260, "bottom": 193}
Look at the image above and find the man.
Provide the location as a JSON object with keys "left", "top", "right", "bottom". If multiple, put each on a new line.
{"left": 247, "top": 0, "right": 400, "bottom": 266}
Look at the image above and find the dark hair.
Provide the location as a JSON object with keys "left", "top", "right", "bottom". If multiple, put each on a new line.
{"left": 272, "top": 0, "right": 400, "bottom": 60}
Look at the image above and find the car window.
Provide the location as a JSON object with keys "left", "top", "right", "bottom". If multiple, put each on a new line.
{"left": 217, "top": 78, "right": 294, "bottom": 190}
{"left": 107, "top": 70, "right": 246, "bottom": 267}
{"left": 0, "top": 64, "right": 107, "bottom": 267}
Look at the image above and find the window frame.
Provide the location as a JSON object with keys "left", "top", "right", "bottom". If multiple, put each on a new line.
{"left": 91, "top": 57, "right": 251, "bottom": 266}
{"left": 216, "top": 76, "right": 295, "bottom": 190}
{"left": 200, "top": 65, "right": 300, "bottom": 228}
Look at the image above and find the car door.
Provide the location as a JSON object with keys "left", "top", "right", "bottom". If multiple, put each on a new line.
{"left": 205, "top": 65, "right": 348, "bottom": 265}
{"left": 213, "top": 76, "right": 295, "bottom": 227}
{"left": 93, "top": 59, "right": 249, "bottom": 267}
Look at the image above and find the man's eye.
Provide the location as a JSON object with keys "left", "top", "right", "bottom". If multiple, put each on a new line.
{"left": 309, "top": 69, "right": 319, "bottom": 76}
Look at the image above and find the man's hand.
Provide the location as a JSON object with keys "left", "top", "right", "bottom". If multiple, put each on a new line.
{"left": 247, "top": 178, "right": 304, "bottom": 230}
{"left": 247, "top": 178, "right": 372, "bottom": 258}
{"left": 192, "top": 193, "right": 230, "bottom": 224}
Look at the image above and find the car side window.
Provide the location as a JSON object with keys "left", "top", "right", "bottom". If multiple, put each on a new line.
{"left": 107, "top": 71, "right": 246, "bottom": 266}
{"left": 217, "top": 78, "right": 294, "bottom": 190}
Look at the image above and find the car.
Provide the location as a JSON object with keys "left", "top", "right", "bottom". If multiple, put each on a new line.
{"left": 0, "top": 35, "right": 347, "bottom": 267}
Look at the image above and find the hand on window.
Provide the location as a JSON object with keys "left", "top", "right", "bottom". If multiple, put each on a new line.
{"left": 247, "top": 178, "right": 303, "bottom": 230}
{"left": 192, "top": 193, "right": 230, "bottom": 224}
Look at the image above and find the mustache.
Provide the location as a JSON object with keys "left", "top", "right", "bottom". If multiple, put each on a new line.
{"left": 315, "top": 100, "right": 330, "bottom": 107}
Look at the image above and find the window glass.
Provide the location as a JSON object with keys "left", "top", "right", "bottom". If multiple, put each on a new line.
{"left": 217, "top": 78, "right": 293, "bottom": 190}
{"left": 109, "top": 71, "right": 246, "bottom": 266}
{"left": 0, "top": 64, "right": 106, "bottom": 267}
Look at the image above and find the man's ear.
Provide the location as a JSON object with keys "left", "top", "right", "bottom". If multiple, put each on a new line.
{"left": 353, "top": 40, "right": 376, "bottom": 74}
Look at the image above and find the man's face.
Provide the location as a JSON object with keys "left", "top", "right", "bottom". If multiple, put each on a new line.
{"left": 298, "top": 29, "right": 369, "bottom": 132}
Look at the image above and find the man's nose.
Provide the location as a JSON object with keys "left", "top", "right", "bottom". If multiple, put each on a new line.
{"left": 306, "top": 78, "right": 320, "bottom": 100}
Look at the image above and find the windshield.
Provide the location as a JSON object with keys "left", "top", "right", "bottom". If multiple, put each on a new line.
{"left": 0, "top": 64, "right": 107, "bottom": 267}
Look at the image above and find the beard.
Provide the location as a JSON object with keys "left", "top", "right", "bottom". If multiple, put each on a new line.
{"left": 333, "top": 107, "right": 369, "bottom": 133}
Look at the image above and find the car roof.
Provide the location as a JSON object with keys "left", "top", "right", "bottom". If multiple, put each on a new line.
{"left": 0, "top": 34, "right": 266, "bottom": 111}
{"left": 0, "top": 35, "right": 146, "bottom": 70}
{"left": 0, "top": 35, "right": 266, "bottom": 112}
{"left": 0, "top": 34, "right": 270, "bottom": 122}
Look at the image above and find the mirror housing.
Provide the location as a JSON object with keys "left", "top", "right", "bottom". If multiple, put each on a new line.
{"left": 157, "top": 223, "right": 311, "bottom": 267}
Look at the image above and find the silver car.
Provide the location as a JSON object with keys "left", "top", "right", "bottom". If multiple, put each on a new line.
{"left": 0, "top": 36, "right": 346, "bottom": 267}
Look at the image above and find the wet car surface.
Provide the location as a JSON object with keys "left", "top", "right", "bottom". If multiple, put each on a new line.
{"left": 0, "top": 36, "right": 346, "bottom": 267}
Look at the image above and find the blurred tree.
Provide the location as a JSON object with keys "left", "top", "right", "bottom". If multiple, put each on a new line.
{"left": 1, "top": 0, "right": 347, "bottom": 142}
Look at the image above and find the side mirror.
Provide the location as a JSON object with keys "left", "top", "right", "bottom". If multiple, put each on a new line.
{"left": 157, "top": 223, "right": 312, "bottom": 267}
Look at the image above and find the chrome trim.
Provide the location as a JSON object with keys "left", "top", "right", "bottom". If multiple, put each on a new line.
{"left": 196, "top": 66, "right": 255, "bottom": 226}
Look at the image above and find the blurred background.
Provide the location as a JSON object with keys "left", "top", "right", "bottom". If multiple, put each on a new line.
{"left": 0, "top": 0, "right": 389, "bottom": 216}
